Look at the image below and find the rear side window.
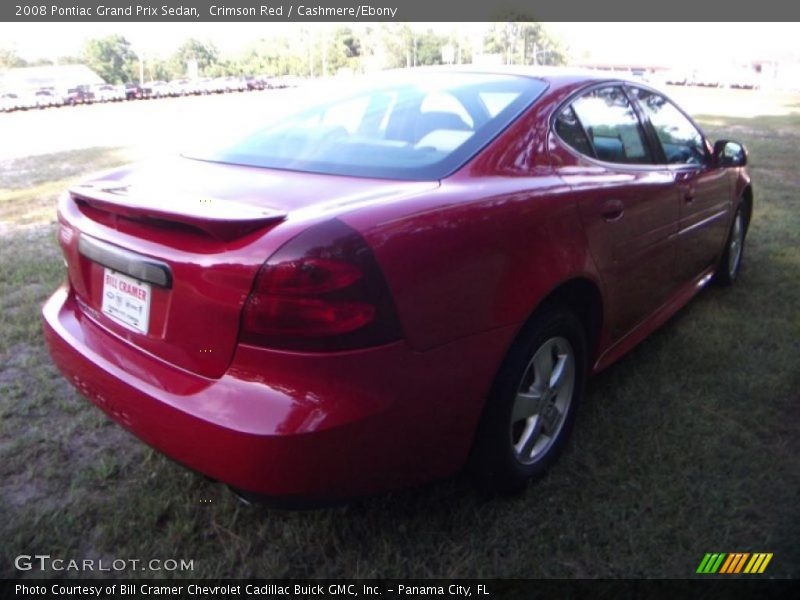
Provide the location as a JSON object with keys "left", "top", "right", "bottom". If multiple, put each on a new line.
{"left": 554, "top": 106, "right": 593, "bottom": 157}
{"left": 559, "top": 86, "right": 653, "bottom": 165}
{"left": 630, "top": 88, "right": 707, "bottom": 165}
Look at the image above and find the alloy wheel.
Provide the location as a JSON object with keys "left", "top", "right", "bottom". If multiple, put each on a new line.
{"left": 510, "top": 336, "right": 576, "bottom": 465}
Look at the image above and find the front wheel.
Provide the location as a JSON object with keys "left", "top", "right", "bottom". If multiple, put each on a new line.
{"left": 469, "top": 307, "right": 587, "bottom": 493}
{"left": 716, "top": 204, "right": 746, "bottom": 286}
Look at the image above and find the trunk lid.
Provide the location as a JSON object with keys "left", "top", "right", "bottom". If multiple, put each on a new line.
{"left": 58, "top": 156, "right": 437, "bottom": 378}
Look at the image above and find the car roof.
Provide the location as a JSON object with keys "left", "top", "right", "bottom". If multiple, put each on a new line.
{"left": 381, "top": 65, "right": 642, "bottom": 90}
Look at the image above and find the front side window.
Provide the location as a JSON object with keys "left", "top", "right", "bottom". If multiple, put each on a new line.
{"left": 563, "top": 86, "right": 653, "bottom": 165}
{"left": 630, "top": 88, "right": 707, "bottom": 165}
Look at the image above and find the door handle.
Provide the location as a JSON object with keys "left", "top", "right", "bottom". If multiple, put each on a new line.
{"left": 682, "top": 187, "right": 696, "bottom": 203}
{"left": 601, "top": 199, "right": 624, "bottom": 222}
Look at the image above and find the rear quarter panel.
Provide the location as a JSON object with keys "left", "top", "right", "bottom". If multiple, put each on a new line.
{"left": 340, "top": 89, "right": 603, "bottom": 352}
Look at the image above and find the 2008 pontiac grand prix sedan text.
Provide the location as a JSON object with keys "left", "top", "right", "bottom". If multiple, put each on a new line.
{"left": 43, "top": 68, "right": 752, "bottom": 502}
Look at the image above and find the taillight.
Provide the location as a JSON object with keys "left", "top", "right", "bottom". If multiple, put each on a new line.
{"left": 240, "top": 219, "right": 402, "bottom": 351}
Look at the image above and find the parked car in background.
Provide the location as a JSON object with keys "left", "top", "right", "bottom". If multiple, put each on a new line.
{"left": 245, "top": 76, "right": 267, "bottom": 91}
{"left": 93, "top": 84, "right": 125, "bottom": 103}
{"left": 14, "top": 90, "right": 41, "bottom": 110}
{"left": 729, "top": 74, "right": 761, "bottom": 90}
{"left": 220, "top": 76, "right": 247, "bottom": 92}
{"left": 168, "top": 79, "right": 193, "bottom": 97}
{"left": 34, "top": 88, "right": 61, "bottom": 108}
{"left": 664, "top": 70, "right": 688, "bottom": 86}
{"left": 274, "top": 75, "right": 303, "bottom": 88}
{"left": 190, "top": 77, "right": 211, "bottom": 94}
{"left": 209, "top": 77, "right": 227, "bottom": 93}
{"left": 124, "top": 82, "right": 142, "bottom": 100}
{"left": 0, "top": 92, "right": 22, "bottom": 112}
{"left": 138, "top": 81, "right": 169, "bottom": 99}
{"left": 43, "top": 68, "right": 752, "bottom": 503}
{"left": 63, "top": 85, "right": 95, "bottom": 105}
{"left": 691, "top": 70, "right": 722, "bottom": 88}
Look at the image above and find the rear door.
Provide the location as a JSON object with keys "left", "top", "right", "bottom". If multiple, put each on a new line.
{"left": 551, "top": 85, "right": 680, "bottom": 340}
{"left": 628, "top": 86, "right": 732, "bottom": 284}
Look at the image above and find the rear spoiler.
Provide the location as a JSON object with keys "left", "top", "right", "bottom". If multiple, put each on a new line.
{"left": 69, "top": 184, "right": 286, "bottom": 241}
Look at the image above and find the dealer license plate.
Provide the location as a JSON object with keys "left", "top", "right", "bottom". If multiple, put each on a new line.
{"left": 101, "top": 268, "right": 151, "bottom": 334}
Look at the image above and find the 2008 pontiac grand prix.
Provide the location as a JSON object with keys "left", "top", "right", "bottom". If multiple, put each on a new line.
{"left": 43, "top": 68, "right": 751, "bottom": 502}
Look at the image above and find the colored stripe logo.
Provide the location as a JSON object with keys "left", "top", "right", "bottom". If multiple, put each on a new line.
{"left": 697, "top": 553, "right": 773, "bottom": 574}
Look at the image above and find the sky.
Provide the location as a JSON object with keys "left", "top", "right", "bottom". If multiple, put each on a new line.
{"left": 1, "top": 22, "right": 798, "bottom": 68}
{"left": 547, "top": 23, "right": 800, "bottom": 67}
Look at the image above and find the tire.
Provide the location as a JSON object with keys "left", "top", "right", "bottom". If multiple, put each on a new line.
{"left": 715, "top": 203, "right": 746, "bottom": 286}
{"left": 469, "top": 307, "right": 587, "bottom": 493}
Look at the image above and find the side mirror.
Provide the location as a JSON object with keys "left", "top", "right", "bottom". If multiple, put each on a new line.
{"left": 713, "top": 140, "right": 748, "bottom": 167}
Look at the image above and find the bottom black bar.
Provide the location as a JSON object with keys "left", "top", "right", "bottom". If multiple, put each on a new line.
{"left": 1, "top": 579, "right": 799, "bottom": 600}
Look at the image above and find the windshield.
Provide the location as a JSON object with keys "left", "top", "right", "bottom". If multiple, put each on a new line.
{"left": 187, "top": 73, "right": 547, "bottom": 180}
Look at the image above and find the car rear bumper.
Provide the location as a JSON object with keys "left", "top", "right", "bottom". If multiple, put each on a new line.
{"left": 42, "top": 285, "right": 515, "bottom": 500}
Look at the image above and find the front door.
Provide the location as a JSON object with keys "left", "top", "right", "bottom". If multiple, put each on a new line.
{"left": 629, "top": 87, "right": 732, "bottom": 284}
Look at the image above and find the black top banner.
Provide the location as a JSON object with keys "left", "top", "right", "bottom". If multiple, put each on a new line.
{"left": 3, "top": 0, "right": 800, "bottom": 22}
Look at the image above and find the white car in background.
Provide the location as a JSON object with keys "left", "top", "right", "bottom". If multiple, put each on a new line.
{"left": 34, "top": 89, "right": 61, "bottom": 108}
{"left": 16, "top": 91, "right": 41, "bottom": 110}
{"left": 93, "top": 84, "right": 126, "bottom": 102}
{"left": 1, "top": 92, "right": 22, "bottom": 112}
{"left": 168, "top": 79, "right": 192, "bottom": 96}
{"left": 223, "top": 76, "right": 247, "bottom": 92}
{"left": 144, "top": 81, "right": 170, "bottom": 99}
{"left": 191, "top": 77, "right": 213, "bottom": 94}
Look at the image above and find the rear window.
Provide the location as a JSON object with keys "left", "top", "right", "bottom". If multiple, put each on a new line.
{"left": 187, "top": 73, "right": 547, "bottom": 180}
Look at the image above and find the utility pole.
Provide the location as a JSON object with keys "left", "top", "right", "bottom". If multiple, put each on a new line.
{"left": 322, "top": 30, "right": 327, "bottom": 77}
{"left": 308, "top": 30, "right": 314, "bottom": 78}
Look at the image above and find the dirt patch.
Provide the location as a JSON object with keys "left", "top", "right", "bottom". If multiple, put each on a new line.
{"left": 0, "top": 147, "right": 131, "bottom": 190}
{"left": 1, "top": 340, "right": 147, "bottom": 514}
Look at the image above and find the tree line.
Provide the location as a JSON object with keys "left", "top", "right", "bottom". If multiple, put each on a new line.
{"left": 0, "top": 24, "right": 567, "bottom": 84}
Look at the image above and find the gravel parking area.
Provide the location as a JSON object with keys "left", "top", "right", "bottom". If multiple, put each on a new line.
{"left": 0, "top": 87, "right": 307, "bottom": 162}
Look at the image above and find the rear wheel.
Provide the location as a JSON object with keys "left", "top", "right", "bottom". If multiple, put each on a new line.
{"left": 716, "top": 204, "right": 746, "bottom": 286}
{"left": 469, "top": 307, "right": 587, "bottom": 493}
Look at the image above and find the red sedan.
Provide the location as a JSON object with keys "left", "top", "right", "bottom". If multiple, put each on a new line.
{"left": 43, "top": 69, "right": 751, "bottom": 502}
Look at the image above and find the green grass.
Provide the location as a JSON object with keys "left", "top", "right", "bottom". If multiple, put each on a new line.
{"left": 0, "top": 147, "right": 132, "bottom": 226}
{"left": 1, "top": 104, "right": 799, "bottom": 579}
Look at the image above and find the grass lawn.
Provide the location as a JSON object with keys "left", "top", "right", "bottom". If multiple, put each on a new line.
{"left": 1, "top": 93, "right": 798, "bottom": 579}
